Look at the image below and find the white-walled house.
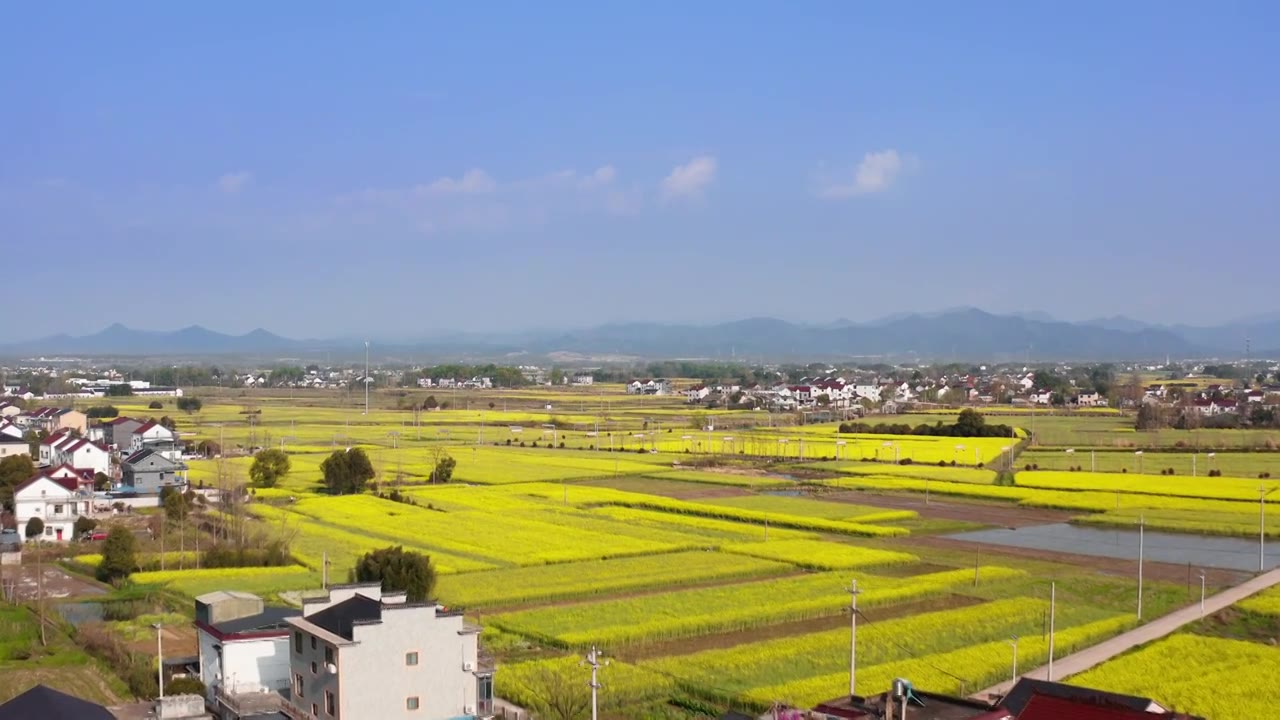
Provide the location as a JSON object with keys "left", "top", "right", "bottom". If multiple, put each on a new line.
{"left": 284, "top": 583, "right": 492, "bottom": 720}
{"left": 196, "top": 590, "right": 299, "bottom": 719}
{"left": 13, "top": 466, "right": 96, "bottom": 542}
{"left": 685, "top": 385, "right": 710, "bottom": 403}
{"left": 0, "top": 435, "right": 28, "bottom": 459}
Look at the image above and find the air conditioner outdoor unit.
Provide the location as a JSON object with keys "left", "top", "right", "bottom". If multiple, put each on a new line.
{"left": 462, "top": 661, "right": 475, "bottom": 672}
{"left": 464, "top": 705, "right": 475, "bottom": 715}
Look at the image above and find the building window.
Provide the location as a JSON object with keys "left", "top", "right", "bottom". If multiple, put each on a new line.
{"left": 293, "top": 673, "right": 304, "bottom": 698}
{"left": 405, "top": 651, "right": 418, "bottom": 666}
{"left": 294, "top": 632, "right": 303, "bottom": 654}
{"left": 311, "top": 661, "right": 317, "bottom": 675}
{"left": 406, "top": 697, "right": 419, "bottom": 711}
{"left": 311, "top": 636, "right": 317, "bottom": 650}
{"left": 311, "top": 704, "right": 318, "bottom": 717}
{"left": 324, "top": 646, "right": 334, "bottom": 665}
{"left": 53, "top": 504, "right": 63, "bottom": 514}
{"left": 325, "top": 690, "right": 335, "bottom": 715}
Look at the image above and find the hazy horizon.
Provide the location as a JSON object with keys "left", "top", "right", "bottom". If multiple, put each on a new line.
{"left": 3, "top": 3, "right": 1278, "bottom": 338}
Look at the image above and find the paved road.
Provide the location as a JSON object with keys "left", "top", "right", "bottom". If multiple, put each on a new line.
{"left": 975, "top": 566, "right": 1280, "bottom": 700}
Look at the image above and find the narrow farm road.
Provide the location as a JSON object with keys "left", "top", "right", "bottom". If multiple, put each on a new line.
{"left": 975, "top": 566, "right": 1280, "bottom": 700}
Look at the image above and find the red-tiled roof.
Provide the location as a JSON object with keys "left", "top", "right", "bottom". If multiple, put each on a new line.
{"left": 133, "top": 420, "right": 160, "bottom": 434}
{"left": 13, "top": 472, "right": 79, "bottom": 495}
{"left": 1017, "top": 693, "right": 1177, "bottom": 719}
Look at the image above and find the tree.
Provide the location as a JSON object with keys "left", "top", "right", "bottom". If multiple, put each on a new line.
{"left": 954, "top": 408, "right": 986, "bottom": 436}
{"left": 162, "top": 488, "right": 192, "bottom": 522}
{"left": 321, "top": 447, "right": 375, "bottom": 494}
{"left": 177, "top": 396, "right": 203, "bottom": 413}
{"left": 429, "top": 450, "right": 456, "bottom": 484}
{"left": 105, "top": 384, "right": 134, "bottom": 397}
{"left": 97, "top": 525, "right": 140, "bottom": 582}
{"left": 74, "top": 516, "right": 98, "bottom": 538}
{"left": 85, "top": 405, "right": 120, "bottom": 419}
{"left": 250, "top": 448, "right": 291, "bottom": 488}
{"left": 148, "top": 400, "right": 163, "bottom": 409}
{"left": 25, "top": 516, "right": 44, "bottom": 540}
{"left": 353, "top": 546, "right": 436, "bottom": 602}
{"left": 159, "top": 416, "right": 178, "bottom": 431}
{"left": 422, "top": 395, "right": 439, "bottom": 411}
{"left": 0, "top": 454, "right": 36, "bottom": 508}
{"left": 94, "top": 471, "right": 112, "bottom": 491}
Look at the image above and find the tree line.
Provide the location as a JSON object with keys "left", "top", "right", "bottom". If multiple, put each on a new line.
{"left": 839, "top": 409, "right": 1016, "bottom": 438}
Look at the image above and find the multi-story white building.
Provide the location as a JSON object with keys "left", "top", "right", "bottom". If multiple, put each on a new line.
{"left": 283, "top": 583, "right": 492, "bottom": 720}
{"left": 13, "top": 466, "right": 96, "bottom": 541}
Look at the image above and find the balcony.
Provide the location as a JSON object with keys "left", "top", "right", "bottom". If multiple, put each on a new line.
{"left": 215, "top": 685, "right": 288, "bottom": 718}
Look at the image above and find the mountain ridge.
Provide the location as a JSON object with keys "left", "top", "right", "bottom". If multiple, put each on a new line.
{"left": 3, "top": 308, "right": 1264, "bottom": 361}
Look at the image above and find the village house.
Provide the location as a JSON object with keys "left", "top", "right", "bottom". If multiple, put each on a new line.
{"left": 1073, "top": 390, "right": 1108, "bottom": 407}
{"left": 1193, "top": 398, "right": 1238, "bottom": 416}
{"left": 195, "top": 590, "right": 299, "bottom": 719}
{"left": 1029, "top": 389, "right": 1054, "bottom": 405}
{"left": 685, "top": 384, "right": 710, "bottom": 403}
{"left": 130, "top": 420, "right": 181, "bottom": 461}
{"left": 101, "top": 416, "right": 144, "bottom": 450}
{"left": 0, "top": 420, "right": 23, "bottom": 440}
{"left": 121, "top": 448, "right": 187, "bottom": 494}
{"left": 18, "top": 407, "right": 87, "bottom": 435}
{"left": 0, "top": 435, "right": 28, "bottom": 459}
{"left": 626, "top": 379, "right": 671, "bottom": 395}
{"left": 0, "top": 402, "right": 22, "bottom": 419}
{"left": 13, "top": 466, "right": 98, "bottom": 542}
{"left": 283, "top": 583, "right": 492, "bottom": 720}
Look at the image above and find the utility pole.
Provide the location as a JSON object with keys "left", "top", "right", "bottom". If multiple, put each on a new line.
{"left": 1009, "top": 635, "right": 1019, "bottom": 685}
{"left": 1261, "top": 487, "right": 1268, "bottom": 573}
{"left": 1138, "top": 515, "right": 1145, "bottom": 620}
{"left": 1047, "top": 582, "right": 1056, "bottom": 682}
{"left": 584, "top": 645, "right": 606, "bottom": 720}
{"left": 364, "top": 341, "right": 370, "bottom": 416}
{"left": 322, "top": 551, "right": 328, "bottom": 589}
{"left": 848, "top": 579, "right": 860, "bottom": 697}
{"left": 154, "top": 622, "right": 165, "bottom": 699}
{"left": 1199, "top": 571, "right": 1206, "bottom": 617}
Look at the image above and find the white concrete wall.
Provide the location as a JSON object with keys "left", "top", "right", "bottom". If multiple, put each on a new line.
{"left": 339, "top": 606, "right": 478, "bottom": 719}
{"left": 201, "top": 630, "right": 292, "bottom": 699}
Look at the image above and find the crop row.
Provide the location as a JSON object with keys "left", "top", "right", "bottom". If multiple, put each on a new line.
{"left": 642, "top": 597, "right": 1116, "bottom": 704}
{"left": 284, "top": 495, "right": 711, "bottom": 566}
{"left": 131, "top": 565, "right": 317, "bottom": 597}
{"left": 703, "top": 495, "right": 918, "bottom": 523}
{"left": 491, "top": 566, "right": 1024, "bottom": 648}
{"left": 249, "top": 504, "right": 497, "bottom": 574}
{"left": 746, "top": 615, "right": 1134, "bottom": 709}
{"left": 1068, "top": 634, "right": 1280, "bottom": 720}
{"left": 436, "top": 551, "right": 794, "bottom": 609}
{"left": 720, "top": 539, "right": 917, "bottom": 571}
{"left": 585, "top": 507, "right": 815, "bottom": 543}
{"left": 1014, "top": 470, "right": 1280, "bottom": 503}
{"left": 497, "top": 656, "right": 674, "bottom": 713}
{"left": 1237, "top": 586, "right": 1280, "bottom": 617}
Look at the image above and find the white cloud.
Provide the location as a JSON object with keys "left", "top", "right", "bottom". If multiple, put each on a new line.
{"left": 819, "top": 149, "right": 907, "bottom": 198}
{"left": 661, "top": 155, "right": 717, "bottom": 199}
{"left": 419, "top": 169, "right": 496, "bottom": 195}
{"left": 581, "top": 165, "right": 616, "bottom": 189}
{"left": 217, "top": 171, "right": 252, "bottom": 194}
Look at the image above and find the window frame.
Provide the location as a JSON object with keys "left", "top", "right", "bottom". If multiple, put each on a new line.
{"left": 405, "top": 651, "right": 419, "bottom": 666}
{"left": 406, "top": 696, "right": 420, "bottom": 711}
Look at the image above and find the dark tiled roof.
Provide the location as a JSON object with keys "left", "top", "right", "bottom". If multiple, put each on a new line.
{"left": 307, "top": 595, "right": 382, "bottom": 641}
{"left": 210, "top": 607, "right": 299, "bottom": 636}
{"left": 0, "top": 684, "right": 115, "bottom": 720}
{"left": 1017, "top": 693, "right": 1201, "bottom": 720}
{"left": 1000, "top": 679, "right": 1156, "bottom": 715}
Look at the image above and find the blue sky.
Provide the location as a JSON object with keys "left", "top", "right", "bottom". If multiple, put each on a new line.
{"left": 3, "top": 2, "right": 1277, "bottom": 340}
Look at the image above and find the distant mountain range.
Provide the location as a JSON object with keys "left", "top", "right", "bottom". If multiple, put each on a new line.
{"left": 3, "top": 309, "right": 1278, "bottom": 361}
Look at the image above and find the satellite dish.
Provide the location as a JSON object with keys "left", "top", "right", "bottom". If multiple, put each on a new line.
{"left": 325, "top": 663, "right": 338, "bottom": 675}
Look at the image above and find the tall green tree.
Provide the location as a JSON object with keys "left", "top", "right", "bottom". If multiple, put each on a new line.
{"left": 321, "top": 447, "right": 375, "bottom": 494}
{"left": 429, "top": 450, "right": 456, "bottom": 484}
{"left": 250, "top": 448, "right": 291, "bottom": 488}
{"left": 353, "top": 546, "right": 436, "bottom": 602}
{"left": 97, "top": 525, "right": 139, "bottom": 582}
{"left": 0, "top": 454, "right": 35, "bottom": 508}
{"left": 24, "top": 516, "right": 44, "bottom": 540}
